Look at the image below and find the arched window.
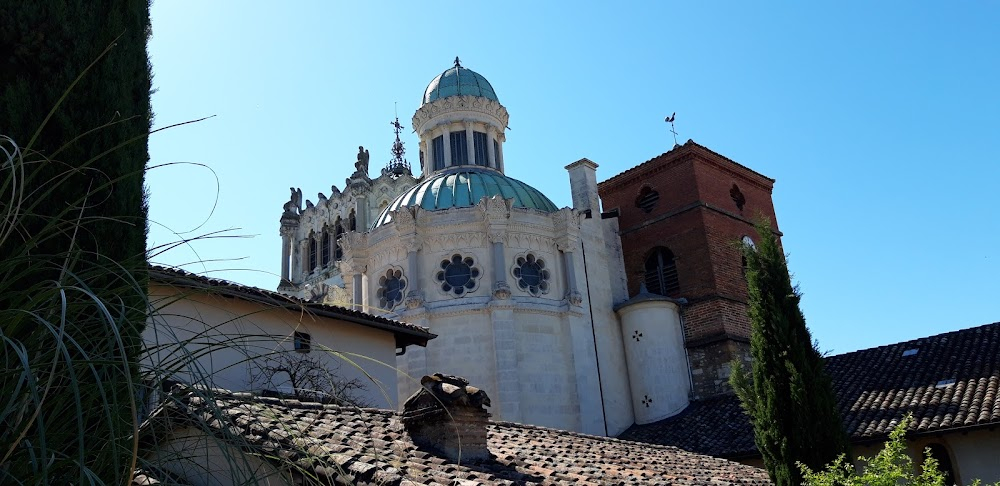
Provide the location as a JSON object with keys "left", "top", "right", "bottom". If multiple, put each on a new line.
{"left": 644, "top": 247, "right": 679, "bottom": 296}
{"left": 924, "top": 443, "right": 956, "bottom": 485}
{"left": 320, "top": 227, "right": 331, "bottom": 267}
{"left": 334, "top": 217, "right": 344, "bottom": 260}
{"left": 741, "top": 235, "right": 756, "bottom": 276}
{"left": 308, "top": 232, "right": 318, "bottom": 271}
{"left": 348, "top": 210, "right": 357, "bottom": 232}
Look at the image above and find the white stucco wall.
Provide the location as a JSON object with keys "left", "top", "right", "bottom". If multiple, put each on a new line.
{"left": 615, "top": 298, "right": 688, "bottom": 425}
{"left": 851, "top": 429, "right": 1000, "bottom": 485}
{"left": 145, "top": 283, "right": 401, "bottom": 408}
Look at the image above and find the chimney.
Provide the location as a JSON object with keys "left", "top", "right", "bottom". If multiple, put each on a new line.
{"left": 565, "top": 158, "right": 601, "bottom": 212}
{"left": 401, "top": 374, "right": 492, "bottom": 463}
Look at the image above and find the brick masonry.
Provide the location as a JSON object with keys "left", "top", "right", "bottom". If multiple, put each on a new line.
{"left": 598, "top": 141, "right": 780, "bottom": 399}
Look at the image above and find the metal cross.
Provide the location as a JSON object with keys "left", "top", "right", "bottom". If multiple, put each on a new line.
{"left": 642, "top": 395, "right": 653, "bottom": 407}
{"left": 632, "top": 330, "right": 643, "bottom": 342}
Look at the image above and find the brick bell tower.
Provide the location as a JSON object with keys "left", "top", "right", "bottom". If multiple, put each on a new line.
{"left": 597, "top": 140, "right": 780, "bottom": 399}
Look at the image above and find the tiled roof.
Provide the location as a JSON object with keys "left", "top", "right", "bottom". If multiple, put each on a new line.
{"left": 597, "top": 140, "right": 775, "bottom": 191}
{"left": 149, "top": 265, "right": 435, "bottom": 349}
{"left": 620, "top": 322, "right": 1000, "bottom": 457}
{"left": 146, "top": 388, "right": 771, "bottom": 485}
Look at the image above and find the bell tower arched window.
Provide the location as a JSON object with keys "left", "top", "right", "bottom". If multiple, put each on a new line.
{"left": 348, "top": 209, "right": 356, "bottom": 232}
{"left": 644, "top": 247, "right": 679, "bottom": 296}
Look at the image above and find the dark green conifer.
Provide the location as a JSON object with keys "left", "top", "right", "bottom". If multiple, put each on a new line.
{"left": 730, "top": 221, "right": 850, "bottom": 486}
{"left": 0, "top": 1, "right": 152, "bottom": 482}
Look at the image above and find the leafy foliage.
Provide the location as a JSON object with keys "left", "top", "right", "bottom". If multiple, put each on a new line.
{"left": 730, "top": 220, "right": 850, "bottom": 485}
{"left": 800, "top": 415, "right": 948, "bottom": 486}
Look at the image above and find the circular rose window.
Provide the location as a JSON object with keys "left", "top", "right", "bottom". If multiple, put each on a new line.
{"left": 436, "top": 254, "right": 480, "bottom": 296}
{"left": 513, "top": 253, "right": 549, "bottom": 296}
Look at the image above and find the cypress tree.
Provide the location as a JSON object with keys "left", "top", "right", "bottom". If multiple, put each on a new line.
{"left": 730, "top": 221, "right": 849, "bottom": 486}
{"left": 0, "top": 1, "right": 151, "bottom": 483}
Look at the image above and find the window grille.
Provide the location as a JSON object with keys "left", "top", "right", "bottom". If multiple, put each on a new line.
{"left": 644, "top": 247, "right": 680, "bottom": 295}
{"left": 450, "top": 132, "right": 468, "bottom": 166}
{"left": 433, "top": 136, "right": 445, "bottom": 170}
{"left": 473, "top": 131, "right": 488, "bottom": 166}
{"left": 320, "top": 229, "right": 331, "bottom": 267}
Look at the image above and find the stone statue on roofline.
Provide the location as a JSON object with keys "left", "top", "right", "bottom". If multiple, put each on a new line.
{"left": 283, "top": 187, "right": 303, "bottom": 216}
{"left": 356, "top": 145, "right": 369, "bottom": 177}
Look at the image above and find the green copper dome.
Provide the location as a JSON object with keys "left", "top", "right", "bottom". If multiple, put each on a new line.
{"left": 372, "top": 168, "right": 558, "bottom": 229}
{"left": 422, "top": 63, "right": 499, "bottom": 105}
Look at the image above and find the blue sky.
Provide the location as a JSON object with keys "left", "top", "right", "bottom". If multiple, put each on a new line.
{"left": 147, "top": 1, "right": 999, "bottom": 355}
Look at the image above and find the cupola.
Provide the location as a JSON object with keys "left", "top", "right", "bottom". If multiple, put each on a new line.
{"left": 422, "top": 58, "right": 499, "bottom": 105}
{"left": 412, "top": 58, "right": 509, "bottom": 178}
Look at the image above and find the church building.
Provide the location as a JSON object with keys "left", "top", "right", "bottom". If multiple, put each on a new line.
{"left": 271, "top": 61, "right": 999, "bottom": 483}
{"left": 275, "top": 59, "right": 773, "bottom": 437}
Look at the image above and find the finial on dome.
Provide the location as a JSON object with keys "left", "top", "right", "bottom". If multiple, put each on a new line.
{"left": 383, "top": 102, "right": 411, "bottom": 177}
{"left": 454, "top": 56, "right": 462, "bottom": 68}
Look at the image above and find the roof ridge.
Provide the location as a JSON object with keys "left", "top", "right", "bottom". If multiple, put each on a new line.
{"left": 148, "top": 264, "right": 435, "bottom": 344}
{"left": 828, "top": 321, "right": 1000, "bottom": 359}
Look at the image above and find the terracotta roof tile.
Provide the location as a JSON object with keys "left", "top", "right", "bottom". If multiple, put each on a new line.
{"left": 149, "top": 388, "right": 772, "bottom": 485}
{"left": 597, "top": 140, "right": 775, "bottom": 191}
{"left": 620, "top": 322, "right": 1000, "bottom": 457}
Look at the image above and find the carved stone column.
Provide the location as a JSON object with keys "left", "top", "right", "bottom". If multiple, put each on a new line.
{"left": 279, "top": 219, "right": 297, "bottom": 285}
{"left": 465, "top": 120, "right": 475, "bottom": 166}
{"left": 442, "top": 125, "right": 452, "bottom": 167}
{"left": 554, "top": 209, "right": 583, "bottom": 306}
{"left": 339, "top": 232, "right": 369, "bottom": 311}
{"left": 480, "top": 196, "right": 512, "bottom": 300}
{"left": 393, "top": 207, "right": 424, "bottom": 310}
{"left": 496, "top": 132, "right": 505, "bottom": 172}
{"left": 299, "top": 239, "right": 310, "bottom": 275}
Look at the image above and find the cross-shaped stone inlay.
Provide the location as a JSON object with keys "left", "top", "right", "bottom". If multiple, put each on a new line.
{"left": 642, "top": 395, "right": 653, "bottom": 407}
{"left": 632, "top": 330, "right": 643, "bottom": 342}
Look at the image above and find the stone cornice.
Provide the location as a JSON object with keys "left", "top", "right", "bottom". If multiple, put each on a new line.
{"left": 412, "top": 95, "right": 509, "bottom": 135}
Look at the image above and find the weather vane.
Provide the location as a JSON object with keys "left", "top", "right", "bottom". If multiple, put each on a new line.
{"left": 665, "top": 112, "right": 679, "bottom": 147}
